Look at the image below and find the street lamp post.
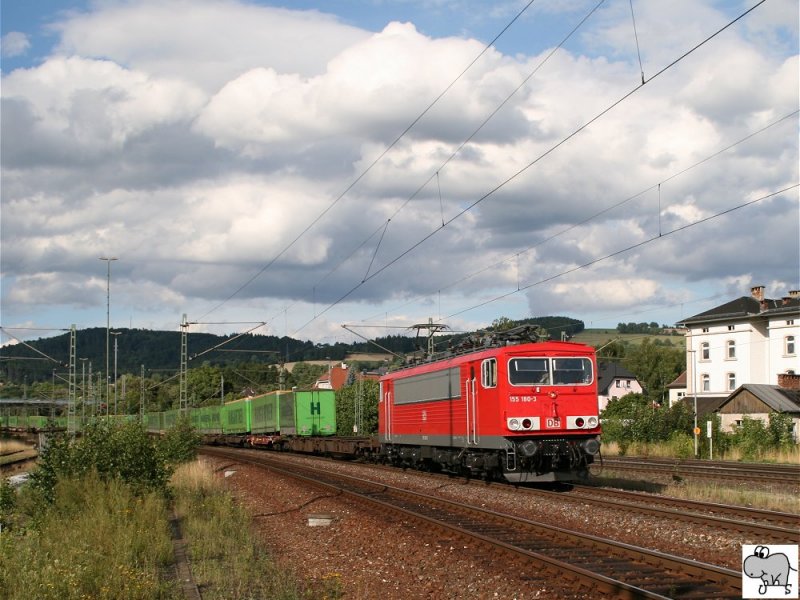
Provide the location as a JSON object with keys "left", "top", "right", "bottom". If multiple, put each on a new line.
{"left": 99, "top": 256, "right": 118, "bottom": 418}
{"left": 111, "top": 331, "right": 121, "bottom": 415}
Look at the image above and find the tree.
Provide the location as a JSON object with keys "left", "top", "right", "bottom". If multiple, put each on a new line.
{"left": 491, "top": 317, "right": 515, "bottom": 331}
{"left": 288, "top": 362, "right": 327, "bottom": 388}
{"left": 622, "top": 339, "right": 684, "bottom": 403}
{"left": 335, "top": 379, "right": 379, "bottom": 435}
{"left": 186, "top": 364, "right": 222, "bottom": 405}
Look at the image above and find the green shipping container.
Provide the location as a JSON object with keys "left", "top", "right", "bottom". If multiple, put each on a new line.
{"left": 163, "top": 409, "right": 180, "bottom": 430}
{"left": 197, "top": 405, "right": 222, "bottom": 435}
{"left": 147, "top": 412, "right": 163, "bottom": 433}
{"left": 222, "top": 398, "right": 251, "bottom": 434}
{"left": 294, "top": 390, "right": 336, "bottom": 436}
{"left": 189, "top": 407, "right": 201, "bottom": 428}
{"left": 251, "top": 392, "right": 280, "bottom": 434}
{"left": 28, "top": 415, "right": 49, "bottom": 430}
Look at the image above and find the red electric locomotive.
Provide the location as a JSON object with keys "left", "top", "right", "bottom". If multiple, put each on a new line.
{"left": 378, "top": 326, "right": 601, "bottom": 482}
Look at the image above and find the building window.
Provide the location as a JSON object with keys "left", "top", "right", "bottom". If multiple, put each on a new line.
{"left": 728, "top": 325, "right": 735, "bottom": 331}
{"left": 727, "top": 373, "right": 736, "bottom": 391}
{"left": 786, "top": 336, "right": 796, "bottom": 356}
{"left": 726, "top": 340, "right": 736, "bottom": 359}
{"left": 625, "top": 380, "right": 631, "bottom": 388}
{"left": 615, "top": 380, "right": 621, "bottom": 388}
{"left": 701, "top": 342, "right": 710, "bottom": 360}
{"left": 701, "top": 374, "right": 710, "bottom": 392}
{"left": 788, "top": 320, "right": 795, "bottom": 326}
{"left": 702, "top": 327, "right": 709, "bottom": 333}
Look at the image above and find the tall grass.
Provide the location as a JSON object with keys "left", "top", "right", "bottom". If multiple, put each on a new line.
{"left": 596, "top": 441, "right": 800, "bottom": 512}
{"left": 601, "top": 439, "right": 800, "bottom": 463}
{"left": 171, "top": 459, "right": 340, "bottom": 600}
{"left": 0, "top": 472, "right": 177, "bottom": 600}
{"left": 0, "top": 439, "right": 31, "bottom": 455}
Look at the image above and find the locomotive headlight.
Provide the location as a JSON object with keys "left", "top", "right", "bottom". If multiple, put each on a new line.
{"left": 508, "top": 418, "right": 520, "bottom": 431}
{"left": 521, "top": 418, "right": 532, "bottom": 430}
{"left": 575, "top": 417, "right": 585, "bottom": 428}
{"left": 588, "top": 416, "right": 599, "bottom": 428}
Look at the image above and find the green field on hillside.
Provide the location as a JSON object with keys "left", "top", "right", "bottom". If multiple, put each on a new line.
{"left": 571, "top": 329, "right": 683, "bottom": 347}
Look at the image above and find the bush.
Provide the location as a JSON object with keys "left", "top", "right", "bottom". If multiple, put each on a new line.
{"left": 729, "top": 414, "right": 796, "bottom": 460}
{"left": 30, "top": 420, "right": 168, "bottom": 502}
{"left": 158, "top": 414, "right": 201, "bottom": 467}
{"left": 601, "top": 394, "right": 693, "bottom": 447}
{"left": 0, "top": 480, "right": 15, "bottom": 531}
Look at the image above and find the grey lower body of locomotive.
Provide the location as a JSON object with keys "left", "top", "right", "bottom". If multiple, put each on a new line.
{"left": 381, "top": 434, "right": 600, "bottom": 483}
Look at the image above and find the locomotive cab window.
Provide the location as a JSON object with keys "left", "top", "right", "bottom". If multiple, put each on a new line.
{"left": 508, "top": 358, "right": 550, "bottom": 385}
{"left": 481, "top": 358, "right": 497, "bottom": 388}
{"left": 552, "top": 358, "right": 592, "bottom": 385}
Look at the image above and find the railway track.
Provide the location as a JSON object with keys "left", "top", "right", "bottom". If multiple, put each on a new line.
{"left": 565, "top": 484, "right": 800, "bottom": 541}
{"left": 203, "top": 447, "right": 743, "bottom": 599}
{"left": 263, "top": 450, "right": 798, "bottom": 542}
{"left": 592, "top": 456, "right": 800, "bottom": 486}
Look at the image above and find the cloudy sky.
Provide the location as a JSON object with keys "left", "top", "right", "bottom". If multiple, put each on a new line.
{"left": 1, "top": 0, "right": 798, "bottom": 346}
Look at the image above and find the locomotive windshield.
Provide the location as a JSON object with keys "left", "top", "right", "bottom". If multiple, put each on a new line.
{"left": 508, "top": 358, "right": 549, "bottom": 384}
{"left": 508, "top": 357, "right": 592, "bottom": 385}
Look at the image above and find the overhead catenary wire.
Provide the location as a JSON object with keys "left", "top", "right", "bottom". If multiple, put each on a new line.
{"left": 359, "top": 109, "right": 798, "bottom": 324}
{"left": 289, "top": 1, "right": 771, "bottom": 338}
{"left": 196, "top": 0, "right": 542, "bottom": 322}
{"left": 444, "top": 184, "right": 798, "bottom": 320}
{"left": 303, "top": 0, "right": 608, "bottom": 308}
{"left": 629, "top": 0, "right": 646, "bottom": 84}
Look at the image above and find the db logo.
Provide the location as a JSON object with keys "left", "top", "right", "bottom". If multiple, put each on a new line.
{"left": 546, "top": 418, "right": 561, "bottom": 428}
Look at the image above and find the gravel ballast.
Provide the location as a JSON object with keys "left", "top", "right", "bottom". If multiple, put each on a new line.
{"left": 204, "top": 451, "right": 755, "bottom": 599}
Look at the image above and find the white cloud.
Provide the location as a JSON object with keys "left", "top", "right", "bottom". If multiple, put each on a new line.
{"left": 1, "top": 32, "right": 31, "bottom": 58}
{"left": 53, "top": 0, "right": 369, "bottom": 91}
{"left": 2, "top": 57, "right": 206, "bottom": 152}
{"left": 1, "top": 0, "right": 797, "bottom": 341}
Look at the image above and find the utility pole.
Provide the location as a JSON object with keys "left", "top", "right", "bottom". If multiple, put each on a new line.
{"left": 140, "top": 365, "right": 145, "bottom": 424}
{"left": 80, "top": 358, "right": 88, "bottom": 423}
{"left": 111, "top": 331, "right": 121, "bottom": 415}
{"left": 88, "top": 363, "right": 93, "bottom": 416}
{"left": 68, "top": 325, "right": 76, "bottom": 435}
{"left": 99, "top": 256, "right": 118, "bottom": 417}
{"left": 51, "top": 369, "right": 56, "bottom": 418}
{"left": 180, "top": 314, "right": 188, "bottom": 414}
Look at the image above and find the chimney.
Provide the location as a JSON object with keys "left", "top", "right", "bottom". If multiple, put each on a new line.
{"left": 777, "top": 372, "right": 800, "bottom": 390}
{"left": 782, "top": 297, "right": 792, "bottom": 306}
{"left": 750, "top": 285, "right": 765, "bottom": 301}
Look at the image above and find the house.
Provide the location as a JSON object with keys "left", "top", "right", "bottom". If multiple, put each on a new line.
{"left": 666, "top": 370, "right": 687, "bottom": 406}
{"left": 675, "top": 285, "right": 799, "bottom": 403}
{"left": 716, "top": 377, "right": 800, "bottom": 440}
{"left": 597, "top": 362, "right": 644, "bottom": 412}
{"left": 311, "top": 362, "right": 385, "bottom": 391}
{"left": 312, "top": 363, "right": 350, "bottom": 391}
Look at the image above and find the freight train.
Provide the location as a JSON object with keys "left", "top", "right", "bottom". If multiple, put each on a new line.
{"left": 2, "top": 326, "right": 602, "bottom": 483}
